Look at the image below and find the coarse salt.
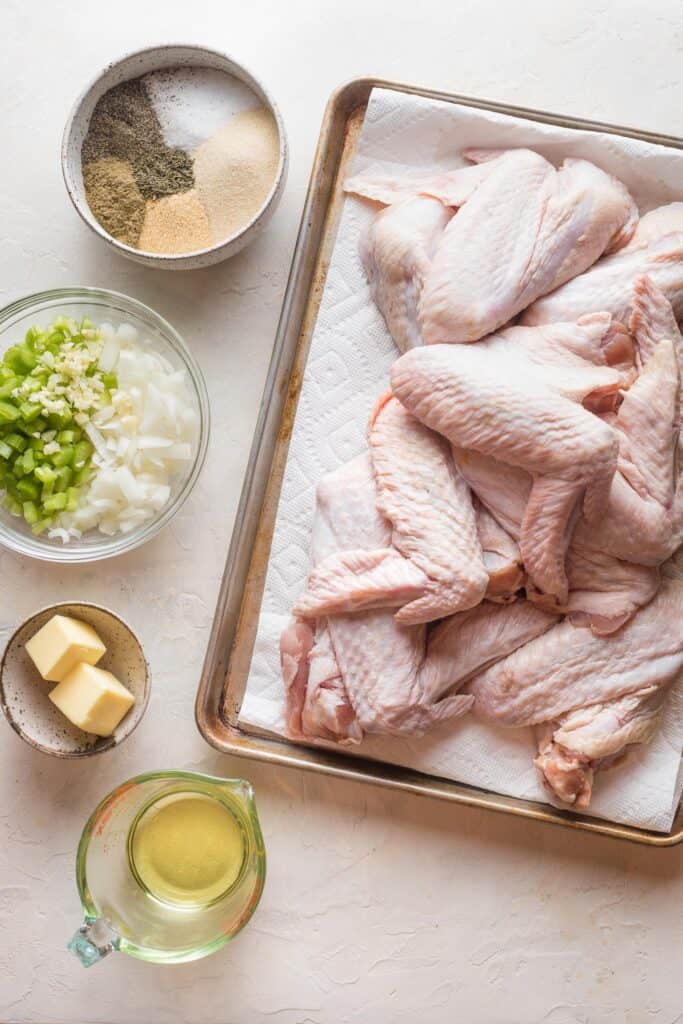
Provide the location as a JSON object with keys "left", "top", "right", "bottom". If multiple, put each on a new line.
{"left": 143, "top": 67, "right": 260, "bottom": 152}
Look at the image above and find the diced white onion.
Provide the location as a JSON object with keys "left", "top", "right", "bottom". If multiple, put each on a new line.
{"left": 98, "top": 338, "right": 120, "bottom": 373}
{"left": 84, "top": 422, "right": 109, "bottom": 458}
{"left": 53, "top": 325, "right": 198, "bottom": 541}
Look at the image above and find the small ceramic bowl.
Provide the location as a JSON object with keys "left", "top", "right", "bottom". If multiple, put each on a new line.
{"left": 62, "top": 44, "right": 288, "bottom": 269}
{"left": 0, "top": 602, "right": 150, "bottom": 758}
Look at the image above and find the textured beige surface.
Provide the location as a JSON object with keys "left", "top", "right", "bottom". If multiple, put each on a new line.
{"left": 1, "top": 0, "right": 683, "bottom": 1021}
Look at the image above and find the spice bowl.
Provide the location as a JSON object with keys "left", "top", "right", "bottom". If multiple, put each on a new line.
{"left": 62, "top": 44, "right": 288, "bottom": 269}
{"left": 0, "top": 602, "right": 150, "bottom": 758}
{"left": 0, "top": 287, "right": 209, "bottom": 563}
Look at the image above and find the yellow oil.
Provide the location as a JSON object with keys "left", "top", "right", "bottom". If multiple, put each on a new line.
{"left": 128, "top": 791, "right": 245, "bottom": 907}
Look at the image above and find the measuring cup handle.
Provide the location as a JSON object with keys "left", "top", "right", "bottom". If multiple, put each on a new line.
{"left": 68, "top": 918, "right": 118, "bottom": 967}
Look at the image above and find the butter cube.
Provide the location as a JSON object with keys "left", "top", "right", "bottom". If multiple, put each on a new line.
{"left": 48, "top": 663, "right": 135, "bottom": 736}
{"left": 25, "top": 614, "right": 106, "bottom": 682}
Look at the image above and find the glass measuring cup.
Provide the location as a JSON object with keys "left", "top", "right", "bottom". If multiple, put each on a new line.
{"left": 68, "top": 770, "right": 266, "bottom": 966}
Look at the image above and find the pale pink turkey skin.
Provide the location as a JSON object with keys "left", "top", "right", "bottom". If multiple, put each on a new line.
{"left": 346, "top": 163, "right": 497, "bottom": 354}
{"left": 344, "top": 161, "right": 497, "bottom": 208}
{"left": 418, "top": 600, "right": 558, "bottom": 703}
{"left": 286, "top": 455, "right": 556, "bottom": 741}
{"left": 347, "top": 151, "right": 637, "bottom": 348}
{"left": 368, "top": 393, "right": 487, "bottom": 623}
{"left": 281, "top": 619, "right": 315, "bottom": 736}
{"left": 418, "top": 148, "right": 637, "bottom": 343}
{"left": 303, "top": 624, "right": 363, "bottom": 745}
{"left": 534, "top": 685, "right": 668, "bottom": 808}
{"left": 475, "top": 502, "right": 525, "bottom": 602}
{"left": 630, "top": 274, "right": 683, "bottom": 380}
{"left": 453, "top": 445, "right": 661, "bottom": 637}
{"left": 522, "top": 206, "right": 683, "bottom": 328}
{"left": 574, "top": 279, "right": 683, "bottom": 566}
{"left": 284, "top": 455, "right": 474, "bottom": 742}
{"left": 623, "top": 202, "right": 683, "bottom": 251}
{"left": 359, "top": 196, "right": 452, "bottom": 353}
{"left": 390, "top": 320, "right": 629, "bottom": 603}
{"left": 295, "top": 397, "right": 516, "bottom": 622}
{"left": 467, "top": 577, "right": 683, "bottom": 728}
{"left": 281, "top": 617, "right": 363, "bottom": 747}
{"left": 292, "top": 547, "right": 428, "bottom": 619}
{"left": 279, "top": 156, "right": 683, "bottom": 809}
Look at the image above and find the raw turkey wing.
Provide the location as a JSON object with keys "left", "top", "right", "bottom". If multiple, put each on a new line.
{"left": 522, "top": 215, "right": 683, "bottom": 327}
{"left": 369, "top": 393, "right": 487, "bottom": 623}
{"left": 467, "top": 577, "right": 683, "bottom": 727}
{"left": 418, "top": 148, "right": 637, "bottom": 343}
{"left": 391, "top": 325, "right": 625, "bottom": 602}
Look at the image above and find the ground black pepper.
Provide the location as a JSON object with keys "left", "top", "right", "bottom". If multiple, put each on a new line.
{"left": 82, "top": 78, "right": 194, "bottom": 200}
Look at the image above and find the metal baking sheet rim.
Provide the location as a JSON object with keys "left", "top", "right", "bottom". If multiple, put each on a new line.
{"left": 196, "top": 76, "right": 683, "bottom": 847}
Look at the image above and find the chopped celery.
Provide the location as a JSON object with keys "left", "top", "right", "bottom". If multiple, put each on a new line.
{"left": 43, "top": 492, "right": 67, "bottom": 513}
{"left": 66, "top": 487, "right": 80, "bottom": 512}
{"left": 0, "top": 315, "right": 109, "bottom": 532}
{"left": 72, "top": 465, "right": 91, "bottom": 486}
{"left": 31, "top": 518, "right": 52, "bottom": 535}
{"left": 46, "top": 410, "right": 71, "bottom": 429}
{"left": 22, "top": 501, "right": 39, "bottom": 525}
{"left": 51, "top": 445, "right": 74, "bottom": 468}
{"left": 4, "top": 345, "right": 37, "bottom": 375}
{"left": 0, "top": 379, "right": 20, "bottom": 399}
{"left": 19, "top": 401, "right": 42, "bottom": 422}
{"left": 73, "top": 439, "right": 93, "bottom": 465}
{"left": 16, "top": 477, "right": 40, "bottom": 502}
{"left": 34, "top": 464, "right": 57, "bottom": 485}
{"left": 0, "top": 400, "right": 20, "bottom": 423}
{"left": 24, "top": 325, "right": 43, "bottom": 348}
{"left": 3, "top": 493, "right": 22, "bottom": 516}
{"left": 20, "top": 449, "right": 35, "bottom": 474}
{"left": 5, "top": 433, "right": 27, "bottom": 452}
{"left": 47, "top": 330, "right": 66, "bottom": 348}
{"left": 54, "top": 466, "right": 73, "bottom": 492}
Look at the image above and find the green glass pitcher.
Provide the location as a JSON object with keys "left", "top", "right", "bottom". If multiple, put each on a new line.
{"left": 68, "top": 770, "right": 266, "bottom": 966}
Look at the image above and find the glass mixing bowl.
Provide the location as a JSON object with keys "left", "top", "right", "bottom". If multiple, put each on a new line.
{"left": 0, "top": 288, "right": 209, "bottom": 562}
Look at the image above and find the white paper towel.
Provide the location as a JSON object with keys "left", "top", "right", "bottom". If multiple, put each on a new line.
{"left": 239, "top": 87, "right": 683, "bottom": 832}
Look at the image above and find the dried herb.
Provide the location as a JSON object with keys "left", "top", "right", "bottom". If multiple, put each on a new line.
{"left": 82, "top": 78, "right": 193, "bottom": 200}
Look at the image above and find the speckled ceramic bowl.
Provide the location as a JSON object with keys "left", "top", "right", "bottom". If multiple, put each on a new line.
{"left": 61, "top": 44, "right": 288, "bottom": 269}
{"left": 0, "top": 602, "right": 149, "bottom": 757}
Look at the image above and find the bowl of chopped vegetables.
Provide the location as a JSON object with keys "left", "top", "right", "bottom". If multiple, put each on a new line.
{"left": 0, "top": 287, "right": 209, "bottom": 562}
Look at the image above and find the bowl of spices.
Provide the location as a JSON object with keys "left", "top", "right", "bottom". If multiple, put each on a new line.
{"left": 62, "top": 45, "right": 287, "bottom": 269}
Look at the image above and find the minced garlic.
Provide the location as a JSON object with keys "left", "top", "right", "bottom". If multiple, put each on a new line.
{"left": 13, "top": 337, "right": 108, "bottom": 419}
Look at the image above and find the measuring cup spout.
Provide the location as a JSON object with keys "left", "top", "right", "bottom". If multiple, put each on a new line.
{"left": 68, "top": 917, "right": 119, "bottom": 967}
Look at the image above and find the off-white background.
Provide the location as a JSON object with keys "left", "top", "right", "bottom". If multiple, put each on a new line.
{"left": 1, "top": 1, "right": 682, "bottom": 1021}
